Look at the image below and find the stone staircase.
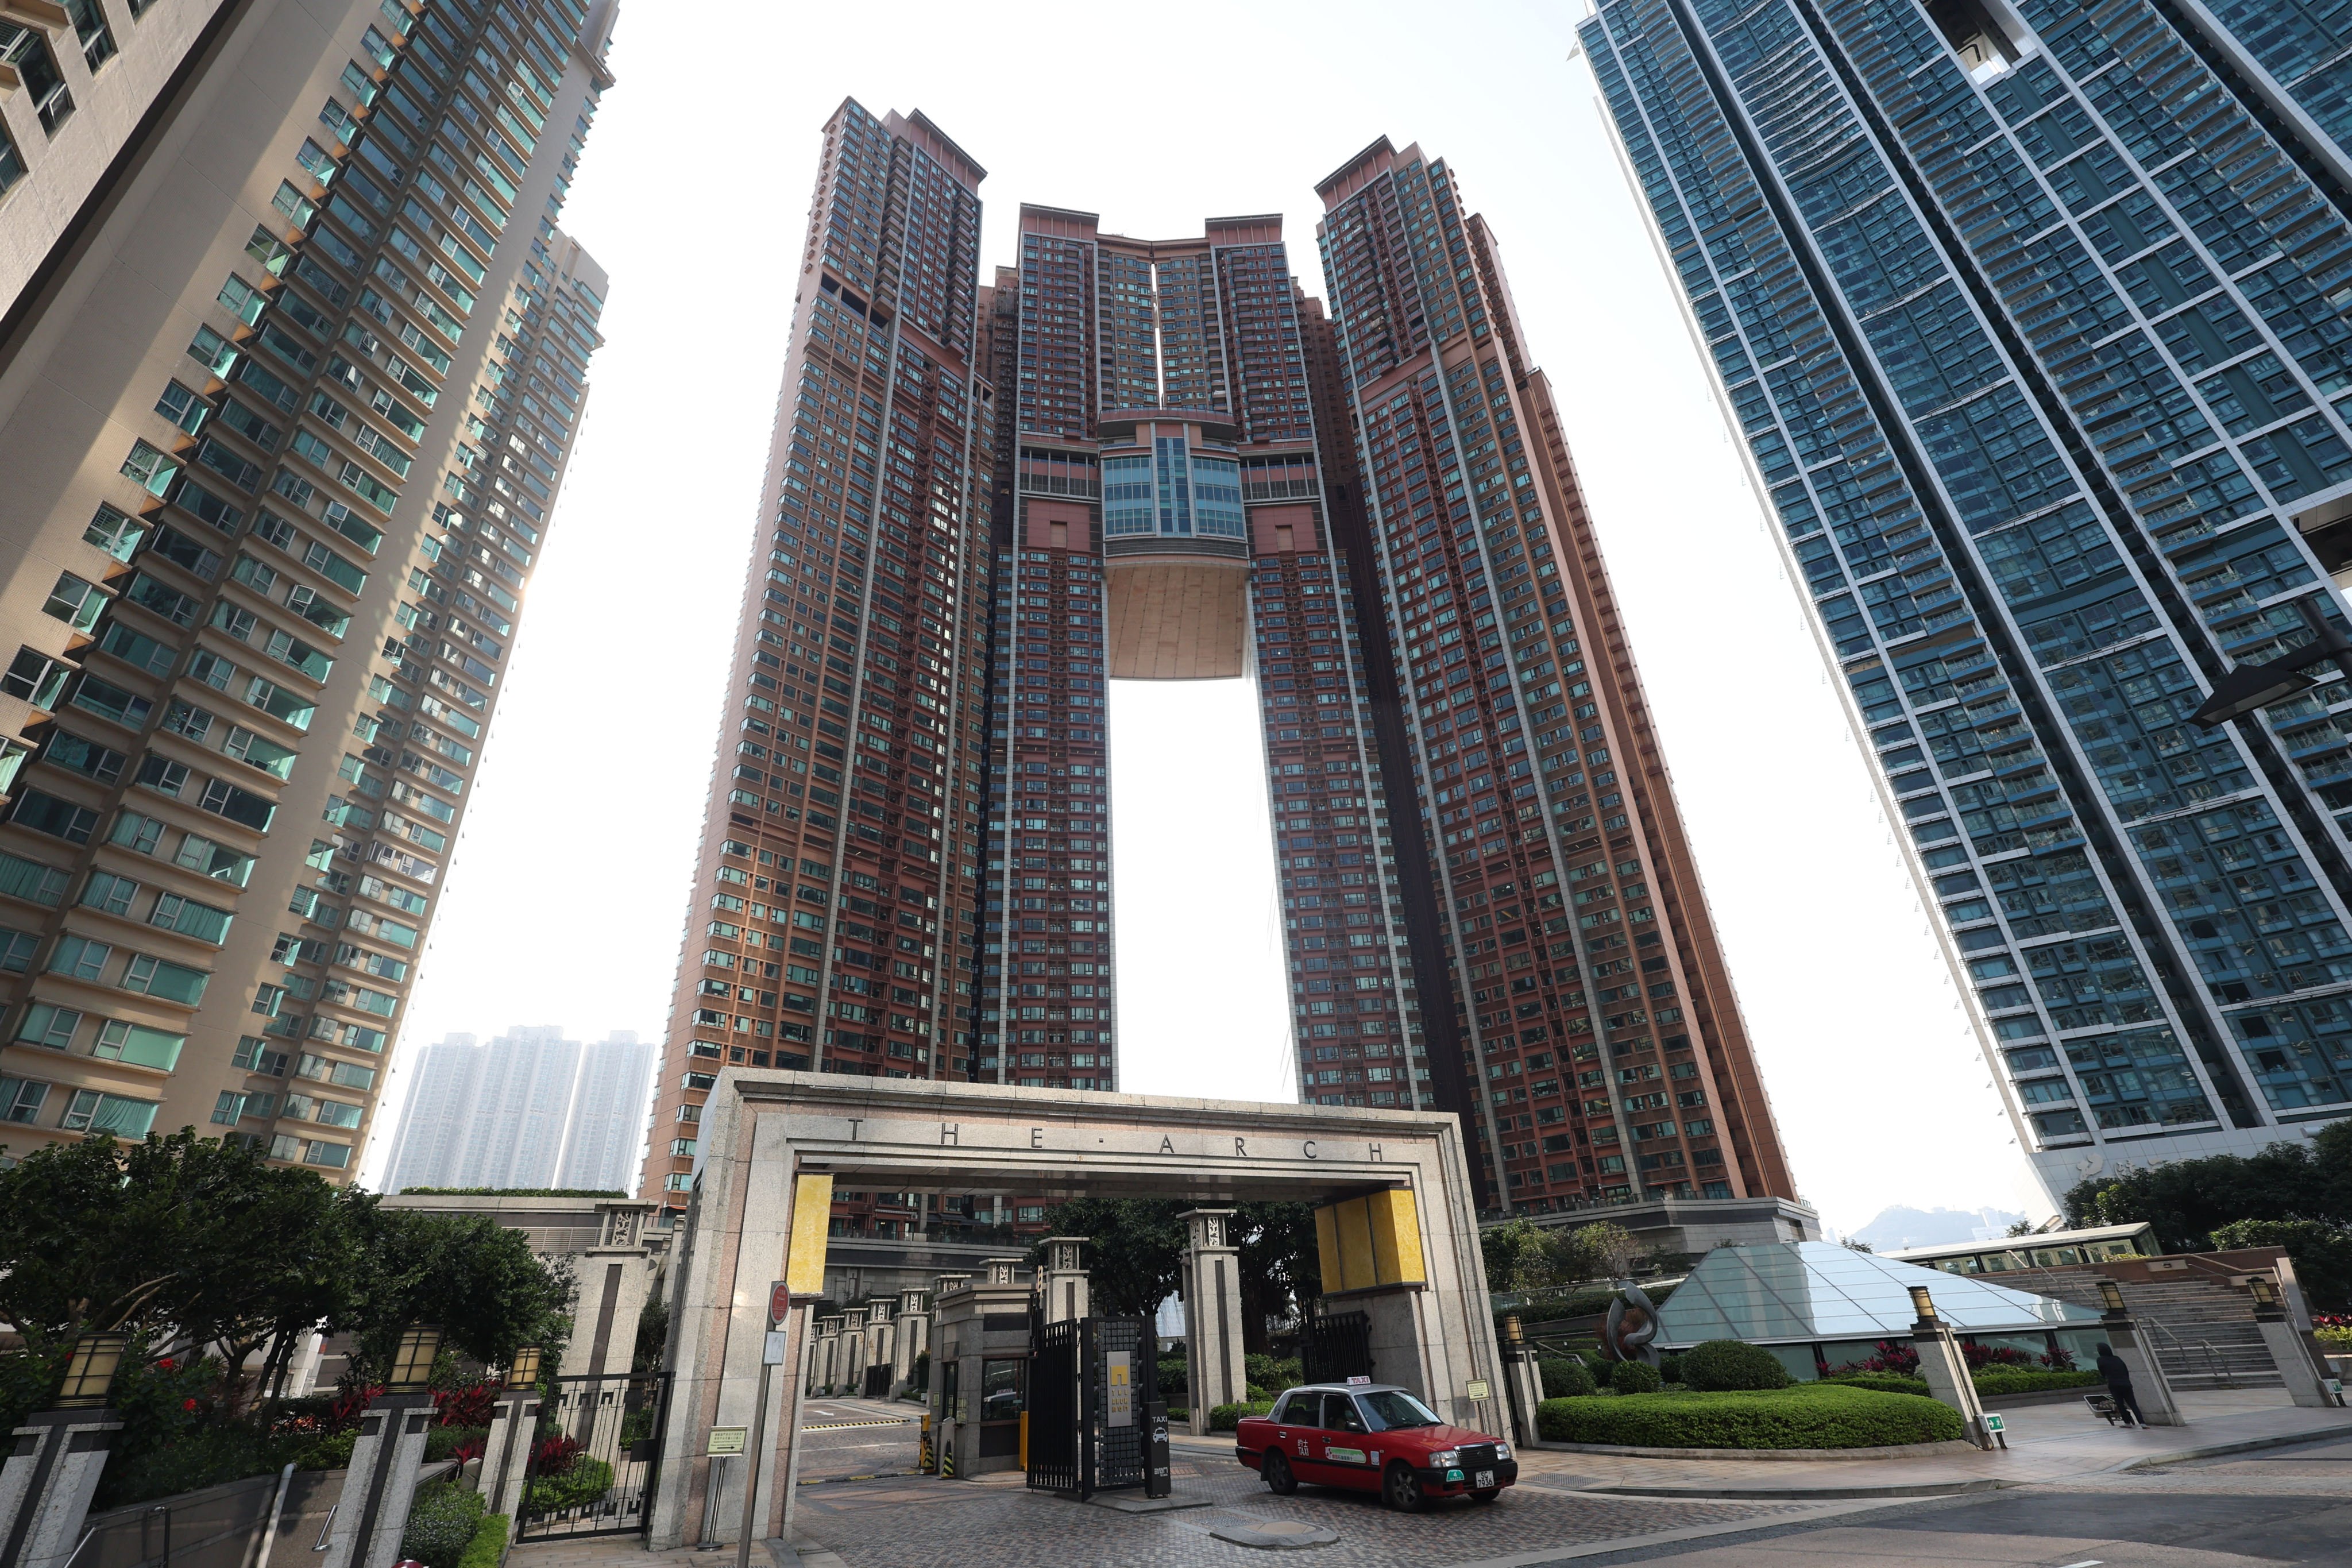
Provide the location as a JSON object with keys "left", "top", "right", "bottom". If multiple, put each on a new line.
{"left": 2011, "top": 1269, "right": 2283, "bottom": 1389}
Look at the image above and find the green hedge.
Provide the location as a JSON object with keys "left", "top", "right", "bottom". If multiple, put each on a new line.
{"left": 1538, "top": 1356, "right": 1595, "bottom": 1398}
{"left": 527, "top": 1456, "right": 614, "bottom": 1513}
{"left": 401, "top": 1482, "right": 485, "bottom": 1568}
{"left": 1820, "top": 1373, "right": 1930, "bottom": 1397}
{"left": 1207, "top": 1400, "right": 1273, "bottom": 1432}
{"left": 1971, "top": 1368, "right": 2101, "bottom": 1396}
{"left": 1679, "top": 1341, "right": 1790, "bottom": 1392}
{"left": 1608, "top": 1360, "right": 1661, "bottom": 1395}
{"left": 1824, "top": 1368, "right": 2103, "bottom": 1398}
{"left": 1535, "top": 1385, "right": 1963, "bottom": 1449}
{"left": 458, "top": 1514, "right": 508, "bottom": 1568}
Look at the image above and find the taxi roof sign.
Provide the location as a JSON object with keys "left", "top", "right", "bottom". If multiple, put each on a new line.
{"left": 1346, "top": 1375, "right": 1371, "bottom": 1385}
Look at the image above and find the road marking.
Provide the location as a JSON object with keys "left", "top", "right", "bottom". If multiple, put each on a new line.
{"left": 2056, "top": 1561, "right": 2103, "bottom": 1567}
{"left": 803, "top": 1418, "right": 913, "bottom": 1431}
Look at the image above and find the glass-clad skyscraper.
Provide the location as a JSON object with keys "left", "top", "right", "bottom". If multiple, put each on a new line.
{"left": 1579, "top": 0, "right": 2352, "bottom": 1195}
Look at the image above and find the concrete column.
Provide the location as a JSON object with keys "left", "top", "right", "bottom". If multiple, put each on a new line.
{"left": 890, "top": 1291, "right": 929, "bottom": 1397}
{"left": 1038, "top": 1237, "right": 1090, "bottom": 1324}
{"left": 2099, "top": 1308, "right": 2185, "bottom": 1426}
{"left": 812, "top": 1318, "right": 842, "bottom": 1396}
{"left": 866, "top": 1300, "right": 895, "bottom": 1397}
{"left": 1497, "top": 1319, "right": 1545, "bottom": 1448}
{"left": 837, "top": 1308, "right": 868, "bottom": 1397}
{"left": 1909, "top": 1314, "right": 1993, "bottom": 1449}
{"left": 0, "top": 1409, "right": 123, "bottom": 1568}
{"left": 479, "top": 1386, "right": 543, "bottom": 1520}
{"left": 2256, "top": 1303, "right": 2343, "bottom": 1408}
{"left": 319, "top": 1392, "right": 434, "bottom": 1568}
{"left": 1179, "top": 1209, "right": 1246, "bottom": 1437}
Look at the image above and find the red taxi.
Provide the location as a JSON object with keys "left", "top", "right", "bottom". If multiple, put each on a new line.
{"left": 1235, "top": 1381, "right": 1518, "bottom": 1511}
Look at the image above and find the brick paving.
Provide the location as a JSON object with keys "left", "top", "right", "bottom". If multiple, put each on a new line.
{"left": 785, "top": 1449, "right": 1809, "bottom": 1568}
{"left": 503, "top": 1389, "right": 2352, "bottom": 1568}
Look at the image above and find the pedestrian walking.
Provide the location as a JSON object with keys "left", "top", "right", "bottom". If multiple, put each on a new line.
{"left": 2095, "top": 1342, "right": 2146, "bottom": 1427}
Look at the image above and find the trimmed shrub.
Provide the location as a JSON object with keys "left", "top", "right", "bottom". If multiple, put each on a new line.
{"left": 1679, "top": 1341, "right": 1791, "bottom": 1393}
{"left": 1535, "top": 1385, "right": 1964, "bottom": 1449}
{"left": 401, "top": 1482, "right": 486, "bottom": 1568}
{"left": 458, "top": 1515, "right": 508, "bottom": 1568}
{"left": 1608, "top": 1359, "right": 1662, "bottom": 1395}
{"left": 1539, "top": 1357, "right": 1595, "bottom": 1399}
{"left": 296, "top": 1430, "right": 358, "bottom": 1470}
{"left": 1157, "top": 1356, "right": 1189, "bottom": 1399}
{"left": 1971, "top": 1368, "right": 2100, "bottom": 1396}
{"left": 1820, "top": 1373, "right": 1931, "bottom": 1397}
{"left": 1656, "top": 1353, "right": 1683, "bottom": 1385}
{"left": 1207, "top": 1400, "right": 1274, "bottom": 1432}
{"left": 526, "top": 1455, "right": 614, "bottom": 1514}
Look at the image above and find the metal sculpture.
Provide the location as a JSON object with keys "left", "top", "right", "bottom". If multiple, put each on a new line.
{"left": 1598, "top": 1280, "right": 1660, "bottom": 1365}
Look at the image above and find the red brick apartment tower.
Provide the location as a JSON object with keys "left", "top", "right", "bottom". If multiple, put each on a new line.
{"left": 1316, "top": 139, "right": 1794, "bottom": 1212}
{"left": 973, "top": 207, "right": 1432, "bottom": 1104}
{"left": 643, "top": 100, "right": 993, "bottom": 1223}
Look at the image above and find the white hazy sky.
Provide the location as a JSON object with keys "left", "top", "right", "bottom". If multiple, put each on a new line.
{"left": 360, "top": 0, "right": 2056, "bottom": 1235}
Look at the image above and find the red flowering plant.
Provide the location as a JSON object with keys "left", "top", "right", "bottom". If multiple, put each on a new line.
{"left": 1960, "top": 1342, "right": 2036, "bottom": 1370}
{"left": 1828, "top": 1339, "right": 1922, "bottom": 1376}
{"left": 432, "top": 1378, "right": 499, "bottom": 1431}
{"left": 531, "top": 1434, "right": 583, "bottom": 1478}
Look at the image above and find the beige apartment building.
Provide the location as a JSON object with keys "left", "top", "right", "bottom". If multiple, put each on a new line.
{"left": 0, "top": 0, "right": 614, "bottom": 1173}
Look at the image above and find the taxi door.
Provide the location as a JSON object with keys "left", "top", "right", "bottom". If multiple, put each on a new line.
{"left": 1311, "top": 1392, "right": 1381, "bottom": 1492}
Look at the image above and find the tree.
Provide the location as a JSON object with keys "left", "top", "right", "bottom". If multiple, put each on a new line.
{"left": 1482, "top": 1218, "right": 1554, "bottom": 1293}
{"left": 1553, "top": 1221, "right": 1642, "bottom": 1283}
{"left": 1029, "top": 1199, "right": 1322, "bottom": 1353}
{"left": 1027, "top": 1200, "right": 1186, "bottom": 1319}
{"left": 335, "top": 1200, "right": 575, "bottom": 1382}
{"left": 2063, "top": 1122, "right": 2352, "bottom": 1249}
{"left": 1234, "top": 1203, "right": 1320, "bottom": 1355}
{"left": 2211, "top": 1219, "right": 2352, "bottom": 1312}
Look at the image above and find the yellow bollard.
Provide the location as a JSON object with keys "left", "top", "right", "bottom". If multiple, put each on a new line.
{"left": 1018, "top": 1410, "right": 1028, "bottom": 1470}
{"left": 941, "top": 1430, "right": 956, "bottom": 1479}
{"left": 918, "top": 1413, "right": 934, "bottom": 1474}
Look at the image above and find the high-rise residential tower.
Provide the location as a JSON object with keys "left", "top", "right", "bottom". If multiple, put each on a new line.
{"left": 0, "top": 0, "right": 615, "bottom": 1174}
{"left": 650, "top": 99, "right": 1796, "bottom": 1225}
{"left": 1580, "top": 0, "right": 2352, "bottom": 1196}
{"left": 383, "top": 1024, "right": 652, "bottom": 1191}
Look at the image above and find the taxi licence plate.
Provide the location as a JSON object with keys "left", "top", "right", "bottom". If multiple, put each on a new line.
{"left": 1474, "top": 1469, "right": 1495, "bottom": 1489}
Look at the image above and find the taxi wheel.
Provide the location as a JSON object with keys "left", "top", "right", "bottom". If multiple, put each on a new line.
{"left": 1263, "top": 1451, "right": 1297, "bottom": 1496}
{"left": 1382, "top": 1462, "right": 1424, "bottom": 1513}
{"left": 1472, "top": 1489, "right": 1501, "bottom": 1504}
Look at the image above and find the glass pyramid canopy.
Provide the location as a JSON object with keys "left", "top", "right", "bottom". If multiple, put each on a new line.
{"left": 1654, "top": 1241, "right": 2107, "bottom": 1347}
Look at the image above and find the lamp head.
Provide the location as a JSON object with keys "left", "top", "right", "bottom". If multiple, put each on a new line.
{"left": 1907, "top": 1285, "right": 1938, "bottom": 1323}
{"left": 1502, "top": 1314, "right": 1525, "bottom": 1345}
{"left": 505, "top": 1346, "right": 543, "bottom": 1389}
{"left": 55, "top": 1331, "right": 129, "bottom": 1408}
{"left": 2249, "top": 1276, "right": 2280, "bottom": 1309}
{"left": 2098, "top": 1279, "right": 2127, "bottom": 1314}
{"left": 388, "top": 1324, "right": 443, "bottom": 1393}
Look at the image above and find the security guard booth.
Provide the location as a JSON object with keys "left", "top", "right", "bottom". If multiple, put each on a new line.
{"left": 929, "top": 1257, "right": 1033, "bottom": 1475}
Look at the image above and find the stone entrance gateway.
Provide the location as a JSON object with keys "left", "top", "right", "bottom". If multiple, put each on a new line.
{"left": 647, "top": 1071, "right": 1500, "bottom": 1550}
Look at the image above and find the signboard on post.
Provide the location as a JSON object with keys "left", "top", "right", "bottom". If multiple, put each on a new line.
{"left": 706, "top": 1427, "right": 747, "bottom": 1456}
{"left": 769, "top": 1280, "right": 793, "bottom": 1328}
{"left": 1466, "top": 1378, "right": 1492, "bottom": 1401}
{"left": 1106, "top": 1352, "right": 1133, "bottom": 1428}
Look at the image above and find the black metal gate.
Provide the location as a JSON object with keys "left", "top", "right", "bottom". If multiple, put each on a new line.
{"left": 1028, "top": 1319, "right": 1081, "bottom": 1493}
{"left": 515, "top": 1372, "right": 669, "bottom": 1541}
{"left": 1024, "top": 1316, "right": 1158, "bottom": 1499}
{"left": 1299, "top": 1308, "right": 1374, "bottom": 1386}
